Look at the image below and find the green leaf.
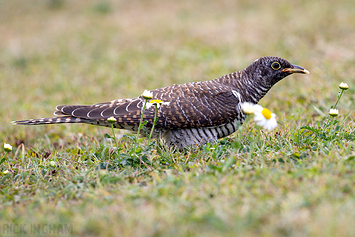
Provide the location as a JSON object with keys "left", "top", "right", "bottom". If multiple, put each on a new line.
{"left": 344, "top": 155, "right": 355, "bottom": 162}
{"left": 105, "top": 133, "right": 113, "bottom": 139}
{"left": 300, "top": 125, "right": 319, "bottom": 134}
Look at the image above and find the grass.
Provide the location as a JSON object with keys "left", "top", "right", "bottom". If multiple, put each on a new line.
{"left": 1, "top": 0, "right": 355, "bottom": 236}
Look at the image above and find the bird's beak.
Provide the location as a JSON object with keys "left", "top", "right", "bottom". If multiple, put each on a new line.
{"left": 282, "top": 64, "right": 310, "bottom": 74}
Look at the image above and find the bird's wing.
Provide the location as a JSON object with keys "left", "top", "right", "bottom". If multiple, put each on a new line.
{"left": 151, "top": 81, "right": 241, "bottom": 129}
{"left": 54, "top": 81, "right": 241, "bottom": 129}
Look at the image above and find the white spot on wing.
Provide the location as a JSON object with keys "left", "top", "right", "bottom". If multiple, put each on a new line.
{"left": 126, "top": 99, "right": 138, "bottom": 112}
{"left": 168, "top": 85, "right": 175, "bottom": 99}
{"left": 100, "top": 107, "right": 111, "bottom": 117}
{"left": 113, "top": 106, "right": 119, "bottom": 115}
{"left": 137, "top": 100, "right": 142, "bottom": 108}
{"left": 176, "top": 98, "right": 190, "bottom": 122}
{"left": 232, "top": 90, "right": 241, "bottom": 102}
{"left": 71, "top": 107, "right": 82, "bottom": 117}
{"left": 179, "top": 86, "right": 185, "bottom": 98}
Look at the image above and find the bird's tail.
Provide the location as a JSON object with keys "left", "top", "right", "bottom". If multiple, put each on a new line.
{"left": 12, "top": 116, "right": 145, "bottom": 134}
{"left": 12, "top": 116, "right": 85, "bottom": 125}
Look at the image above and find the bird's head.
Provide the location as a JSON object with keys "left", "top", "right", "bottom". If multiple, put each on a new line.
{"left": 246, "top": 56, "right": 309, "bottom": 86}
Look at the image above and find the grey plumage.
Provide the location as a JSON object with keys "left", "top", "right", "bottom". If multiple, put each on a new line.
{"left": 14, "top": 56, "right": 309, "bottom": 149}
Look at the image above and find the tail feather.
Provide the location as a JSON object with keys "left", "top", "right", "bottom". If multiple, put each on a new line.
{"left": 12, "top": 116, "right": 142, "bottom": 133}
{"left": 12, "top": 116, "right": 84, "bottom": 125}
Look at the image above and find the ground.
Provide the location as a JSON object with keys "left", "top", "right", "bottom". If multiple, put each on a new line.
{"left": 1, "top": 0, "right": 355, "bottom": 236}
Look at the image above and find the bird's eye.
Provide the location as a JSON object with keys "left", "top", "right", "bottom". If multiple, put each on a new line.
{"left": 271, "top": 62, "right": 281, "bottom": 70}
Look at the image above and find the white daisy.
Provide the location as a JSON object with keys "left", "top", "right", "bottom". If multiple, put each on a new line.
{"left": 329, "top": 108, "right": 339, "bottom": 117}
{"left": 107, "top": 116, "right": 117, "bottom": 123}
{"left": 339, "top": 82, "right": 349, "bottom": 90}
{"left": 142, "top": 90, "right": 153, "bottom": 99}
{"left": 4, "top": 143, "right": 12, "bottom": 152}
{"left": 253, "top": 107, "right": 278, "bottom": 131}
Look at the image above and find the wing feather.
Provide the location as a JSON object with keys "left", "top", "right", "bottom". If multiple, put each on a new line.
{"left": 151, "top": 81, "right": 241, "bottom": 129}
{"left": 52, "top": 81, "right": 241, "bottom": 129}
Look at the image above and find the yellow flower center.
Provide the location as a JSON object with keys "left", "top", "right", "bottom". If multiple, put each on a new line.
{"left": 150, "top": 99, "right": 163, "bottom": 104}
{"left": 261, "top": 108, "right": 272, "bottom": 120}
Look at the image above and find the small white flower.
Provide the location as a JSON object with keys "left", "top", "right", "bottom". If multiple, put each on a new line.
{"left": 49, "top": 161, "right": 57, "bottom": 167}
{"left": 329, "top": 108, "right": 339, "bottom": 117}
{"left": 241, "top": 103, "right": 278, "bottom": 131}
{"left": 3, "top": 170, "right": 10, "bottom": 174}
{"left": 4, "top": 143, "right": 12, "bottom": 152}
{"left": 107, "top": 116, "right": 117, "bottom": 123}
{"left": 339, "top": 82, "right": 349, "bottom": 90}
{"left": 142, "top": 90, "right": 153, "bottom": 99}
{"left": 253, "top": 107, "right": 278, "bottom": 131}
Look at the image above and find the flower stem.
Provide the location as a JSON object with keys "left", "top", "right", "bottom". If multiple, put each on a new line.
{"left": 148, "top": 104, "right": 158, "bottom": 144}
{"left": 134, "top": 98, "right": 148, "bottom": 152}
{"left": 0, "top": 153, "right": 7, "bottom": 166}
{"left": 110, "top": 123, "right": 121, "bottom": 168}
{"left": 333, "top": 89, "right": 344, "bottom": 109}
